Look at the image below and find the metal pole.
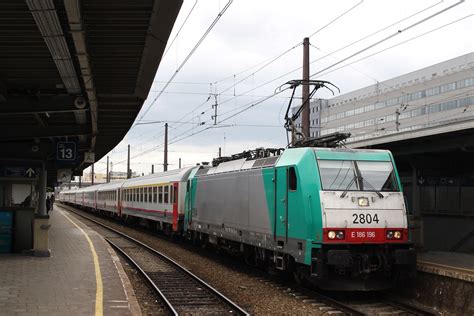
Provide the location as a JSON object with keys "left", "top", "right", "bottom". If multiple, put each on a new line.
{"left": 106, "top": 156, "right": 109, "bottom": 183}
{"left": 213, "top": 97, "right": 218, "bottom": 125}
{"left": 79, "top": 176, "right": 82, "bottom": 188}
{"left": 151, "top": 164, "right": 154, "bottom": 174}
{"left": 91, "top": 163, "right": 94, "bottom": 185}
{"left": 127, "top": 144, "right": 131, "bottom": 179}
{"left": 179, "top": 158, "right": 181, "bottom": 169}
{"left": 164, "top": 123, "right": 168, "bottom": 172}
{"left": 302, "top": 37, "right": 310, "bottom": 139}
{"left": 218, "top": 147, "right": 221, "bottom": 158}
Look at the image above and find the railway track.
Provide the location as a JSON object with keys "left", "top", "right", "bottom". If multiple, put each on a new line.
{"left": 63, "top": 205, "right": 437, "bottom": 316}
{"left": 279, "top": 284, "right": 438, "bottom": 315}
{"left": 64, "top": 207, "right": 249, "bottom": 316}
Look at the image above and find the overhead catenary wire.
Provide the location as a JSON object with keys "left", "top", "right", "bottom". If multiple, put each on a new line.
{"left": 314, "top": 14, "right": 473, "bottom": 80}
{"left": 135, "top": 0, "right": 233, "bottom": 125}
{"left": 309, "top": 0, "right": 466, "bottom": 78}
{"left": 127, "top": 0, "right": 439, "bottom": 156}
{"left": 93, "top": 1, "right": 468, "bottom": 173}
{"left": 214, "top": 0, "right": 364, "bottom": 94}
{"left": 162, "top": 0, "right": 199, "bottom": 59}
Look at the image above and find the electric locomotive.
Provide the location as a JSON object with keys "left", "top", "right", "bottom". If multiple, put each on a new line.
{"left": 183, "top": 146, "right": 415, "bottom": 290}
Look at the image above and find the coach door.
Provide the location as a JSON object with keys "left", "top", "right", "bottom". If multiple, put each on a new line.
{"left": 117, "top": 188, "right": 122, "bottom": 216}
{"left": 172, "top": 183, "right": 179, "bottom": 232}
{"left": 185, "top": 180, "right": 192, "bottom": 226}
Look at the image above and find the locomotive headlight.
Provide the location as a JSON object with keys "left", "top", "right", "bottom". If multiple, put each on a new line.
{"left": 336, "top": 231, "right": 345, "bottom": 240}
{"left": 328, "top": 231, "right": 336, "bottom": 239}
{"left": 386, "top": 230, "right": 402, "bottom": 240}
{"left": 358, "top": 197, "right": 369, "bottom": 207}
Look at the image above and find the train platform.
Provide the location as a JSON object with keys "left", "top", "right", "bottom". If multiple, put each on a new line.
{"left": 417, "top": 251, "right": 474, "bottom": 282}
{"left": 0, "top": 205, "right": 141, "bottom": 316}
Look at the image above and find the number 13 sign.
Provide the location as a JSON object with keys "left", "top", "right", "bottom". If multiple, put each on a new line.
{"left": 57, "top": 142, "right": 76, "bottom": 161}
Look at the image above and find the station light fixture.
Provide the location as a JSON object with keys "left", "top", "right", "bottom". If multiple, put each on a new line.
{"left": 26, "top": 0, "right": 81, "bottom": 94}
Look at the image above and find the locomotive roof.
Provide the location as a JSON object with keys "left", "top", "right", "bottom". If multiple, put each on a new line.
{"left": 314, "top": 147, "right": 392, "bottom": 161}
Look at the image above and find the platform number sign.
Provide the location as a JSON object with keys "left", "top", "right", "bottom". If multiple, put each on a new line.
{"left": 57, "top": 142, "right": 76, "bottom": 161}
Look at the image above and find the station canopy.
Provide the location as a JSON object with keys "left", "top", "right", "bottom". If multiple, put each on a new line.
{"left": 0, "top": 0, "right": 182, "bottom": 185}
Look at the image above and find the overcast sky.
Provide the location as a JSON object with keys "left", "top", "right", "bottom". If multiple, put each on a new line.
{"left": 87, "top": 0, "right": 473, "bottom": 178}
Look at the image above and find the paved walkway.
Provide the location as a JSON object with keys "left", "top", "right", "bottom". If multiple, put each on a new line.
{"left": 0, "top": 206, "right": 141, "bottom": 315}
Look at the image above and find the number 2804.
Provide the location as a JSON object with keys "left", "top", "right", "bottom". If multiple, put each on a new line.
{"left": 352, "top": 213, "right": 379, "bottom": 224}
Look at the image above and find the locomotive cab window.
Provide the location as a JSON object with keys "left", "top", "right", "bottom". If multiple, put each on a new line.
{"left": 289, "top": 167, "right": 297, "bottom": 191}
{"left": 318, "top": 160, "right": 399, "bottom": 192}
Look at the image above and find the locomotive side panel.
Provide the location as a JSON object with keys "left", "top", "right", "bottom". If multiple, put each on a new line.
{"left": 191, "top": 168, "right": 274, "bottom": 247}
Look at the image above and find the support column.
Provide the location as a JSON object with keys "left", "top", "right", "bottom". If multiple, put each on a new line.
{"left": 411, "top": 165, "right": 421, "bottom": 216}
{"left": 37, "top": 164, "right": 47, "bottom": 216}
{"left": 409, "top": 164, "right": 424, "bottom": 249}
{"left": 33, "top": 163, "right": 50, "bottom": 257}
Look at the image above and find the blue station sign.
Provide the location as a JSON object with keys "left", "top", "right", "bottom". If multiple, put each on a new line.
{"left": 56, "top": 141, "right": 77, "bottom": 161}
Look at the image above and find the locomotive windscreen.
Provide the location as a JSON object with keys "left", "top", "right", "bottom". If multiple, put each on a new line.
{"left": 317, "top": 160, "right": 399, "bottom": 192}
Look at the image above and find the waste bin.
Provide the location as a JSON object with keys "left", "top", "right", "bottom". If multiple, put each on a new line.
{"left": 0, "top": 211, "right": 13, "bottom": 253}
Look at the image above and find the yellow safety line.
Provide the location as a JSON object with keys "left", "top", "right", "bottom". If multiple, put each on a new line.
{"left": 418, "top": 259, "right": 474, "bottom": 274}
{"left": 60, "top": 210, "right": 104, "bottom": 316}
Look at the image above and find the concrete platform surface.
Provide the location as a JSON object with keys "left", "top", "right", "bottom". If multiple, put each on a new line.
{"left": 0, "top": 206, "right": 141, "bottom": 316}
{"left": 418, "top": 251, "right": 474, "bottom": 282}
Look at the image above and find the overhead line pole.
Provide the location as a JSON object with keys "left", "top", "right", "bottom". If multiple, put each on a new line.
{"left": 164, "top": 123, "right": 168, "bottom": 172}
{"left": 127, "top": 144, "right": 131, "bottom": 179}
{"left": 106, "top": 156, "right": 109, "bottom": 183}
{"left": 91, "top": 163, "right": 94, "bottom": 185}
{"left": 302, "top": 37, "right": 310, "bottom": 139}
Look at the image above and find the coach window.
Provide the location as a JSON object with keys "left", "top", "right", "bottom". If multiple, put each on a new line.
{"left": 164, "top": 185, "right": 169, "bottom": 204}
{"left": 153, "top": 187, "right": 157, "bottom": 203}
{"left": 144, "top": 187, "right": 148, "bottom": 203}
{"left": 289, "top": 167, "right": 297, "bottom": 191}
{"left": 134, "top": 189, "right": 138, "bottom": 202}
{"left": 149, "top": 187, "right": 152, "bottom": 203}
{"left": 140, "top": 188, "right": 143, "bottom": 202}
{"left": 158, "top": 186, "right": 163, "bottom": 203}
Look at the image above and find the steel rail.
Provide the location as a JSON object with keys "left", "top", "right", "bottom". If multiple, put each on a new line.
{"left": 65, "top": 206, "right": 249, "bottom": 316}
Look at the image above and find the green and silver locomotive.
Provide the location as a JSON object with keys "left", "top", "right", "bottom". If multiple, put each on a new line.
{"left": 184, "top": 146, "right": 416, "bottom": 290}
